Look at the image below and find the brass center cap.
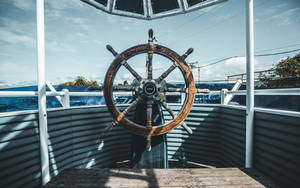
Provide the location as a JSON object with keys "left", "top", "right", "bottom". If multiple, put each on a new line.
{"left": 143, "top": 81, "right": 157, "bottom": 96}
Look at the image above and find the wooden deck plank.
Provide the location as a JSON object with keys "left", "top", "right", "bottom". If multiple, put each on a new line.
{"left": 45, "top": 168, "right": 272, "bottom": 188}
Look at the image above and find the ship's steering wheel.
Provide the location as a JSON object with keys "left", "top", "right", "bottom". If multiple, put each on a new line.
{"left": 103, "top": 29, "right": 196, "bottom": 150}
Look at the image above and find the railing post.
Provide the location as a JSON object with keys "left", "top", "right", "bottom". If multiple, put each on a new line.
{"left": 245, "top": 0, "right": 255, "bottom": 168}
{"left": 220, "top": 89, "right": 228, "bottom": 105}
{"left": 46, "top": 81, "right": 64, "bottom": 107}
{"left": 62, "top": 89, "right": 70, "bottom": 108}
{"left": 224, "top": 80, "right": 242, "bottom": 105}
{"left": 36, "top": 0, "right": 50, "bottom": 185}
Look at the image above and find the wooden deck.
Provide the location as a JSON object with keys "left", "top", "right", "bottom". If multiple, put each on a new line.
{"left": 44, "top": 168, "right": 277, "bottom": 187}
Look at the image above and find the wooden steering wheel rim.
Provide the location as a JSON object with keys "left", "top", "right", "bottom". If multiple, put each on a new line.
{"left": 103, "top": 43, "right": 196, "bottom": 136}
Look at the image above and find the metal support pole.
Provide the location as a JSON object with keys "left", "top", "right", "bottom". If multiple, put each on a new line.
{"left": 36, "top": 0, "right": 50, "bottom": 185}
{"left": 62, "top": 89, "right": 70, "bottom": 108}
{"left": 245, "top": 0, "right": 254, "bottom": 168}
{"left": 220, "top": 89, "right": 227, "bottom": 105}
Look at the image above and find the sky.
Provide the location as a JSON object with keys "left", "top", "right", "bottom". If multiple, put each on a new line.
{"left": 0, "top": 0, "right": 300, "bottom": 88}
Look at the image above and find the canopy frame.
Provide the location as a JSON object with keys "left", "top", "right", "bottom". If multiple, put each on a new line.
{"left": 35, "top": 0, "right": 255, "bottom": 185}
{"left": 81, "top": 0, "right": 227, "bottom": 20}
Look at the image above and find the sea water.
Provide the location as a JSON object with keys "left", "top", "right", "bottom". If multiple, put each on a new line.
{"left": 0, "top": 83, "right": 299, "bottom": 112}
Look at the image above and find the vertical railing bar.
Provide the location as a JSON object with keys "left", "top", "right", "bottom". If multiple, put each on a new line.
{"left": 36, "top": 0, "right": 50, "bottom": 185}
{"left": 62, "top": 89, "right": 70, "bottom": 108}
{"left": 245, "top": 0, "right": 255, "bottom": 168}
{"left": 220, "top": 89, "right": 228, "bottom": 105}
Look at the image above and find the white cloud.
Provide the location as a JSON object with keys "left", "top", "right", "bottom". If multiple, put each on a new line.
{"left": 225, "top": 56, "right": 246, "bottom": 67}
{"left": 46, "top": 41, "right": 76, "bottom": 52}
{"left": 195, "top": 57, "right": 246, "bottom": 81}
{"left": 263, "top": 3, "right": 288, "bottom": 16}
{"left": 216, "top": 13, "right": 232, "bottom": 21}
{"left": 0, "top": 18, "right": 35, "bottom": 34}
{"left": 106, "top": 15, "right": 118, "bottom": 24}
{"left": 195, "top": 56, "right": 276, "bottom": 81}
{"left": 65, "top": 17, "right": 91, "bottom": 29}
{"left": 45, "top": 0, "right": 85, "bottom": 20}
{"left": 0, "top": 62, "right": 29, "bottom": 72}
{"left": 75, "top": 33, "right": 88, "bottom": 37}
{"left": 0, "top": 18, "right": 36, "bottom": 47}
{"left": 260, "top": 5, "right": 300, "bottom": 26}
{"left": 12, "top": 0, "right": 35, "bottom": 11}
{"left": 0, "top": 51, "right": 13, "bottom": 57}
{"left": 46, "top": 0, "right": 84, "bottom": 10}
{"left": 271, "top": 8, "right": 300, "bottom": 26}
{"left": 66, "top": 17, "right": 88, "bottom": 25}
{"left": 45, "top": 9, "right": 62, "bottom": 20}
{"left": 121, "top": 73, "right": 132, "bottom": 80}
{"left": 0, "top": 27, "right": 35, "bottom": 47}
{"left": 93, "top": 39, "right": 103, "bottom": 45}
{"left": 122, "top": 26, "right": 132, "bottom": 31}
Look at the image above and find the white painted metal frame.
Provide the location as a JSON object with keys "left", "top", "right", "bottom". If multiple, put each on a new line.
{"left": 227, "top": 88, "right": 300, "bottom": 95}
{"left": 112, "top": 0, "right": 148, "bottom": 19}
{"left": 7, "top": 0, "right": 296, "bottom": 183}
{"left": 2, "top": 88, "right": 299, "bottom": 97}
{"left": 80, "top": 0, "right": 227, "bottom": 20}
{"left": 46, "top": 81, "right": 70, "bottom": 108}
{"left": 46, "top": 81, "right": 64, "bottom": 107}
{"left": 245, "top": 0, "right": 254, "bottom": 168}
{"left": 220, "top": 80, "right": 242, "bottom": 105}
{"left": 36, "top": 0, "right": 50, "bottom": 185}
{"left": 224, "top": 80, "right": 242, "bottom": 105}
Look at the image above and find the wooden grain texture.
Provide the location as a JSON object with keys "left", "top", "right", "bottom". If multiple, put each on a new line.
{"left": 45, "top": 168, "right": 268, "bottom": 188}
{"left": 103, "top": 44, "right": 196, "bottom": 136}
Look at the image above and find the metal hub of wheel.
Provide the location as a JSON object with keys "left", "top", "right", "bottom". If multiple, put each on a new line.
{"left": 103, "top": 29, "right": 197, "bottom": 150}
{"left": 142, "top": 81, "right": 157, "bottom": 96}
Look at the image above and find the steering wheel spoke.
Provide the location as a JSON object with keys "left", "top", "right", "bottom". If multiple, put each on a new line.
{"left": 104, "top": 121, "right": 118, "bottom": 132}
{"left": 113, "top": 86, "right": 137, "bottom": 91}
{"left": 105, "top": 97, "right": 141, "bottom": 132}
{"left": 146, "top": 51, "right": 153, "bottom": 80}
{"left": 155, "top": 62, "right": 177, "bottom": 84}
{"left": 122, "top": 61, "right": 143, "bottom": 82}
{"left": 146, "top": 98, "right": 153, "bottom": 128}
{"left": 104, "top": 29, "right": 196, "bottom": 137}
{"left": 164, "top": 87, "right": 188, "bottom": 93}
{"left": 119, "top": 97, "right": 141, "bottom": 120}
{"left": 162, "top": 88, "right": 210, "bottom": 93}
{"left": 146, "top": 28, "right": 155, "bottom": 80}
{"left": 106, "top": 45, "right": 143, "bottom": 81}
{"left": 146, "top": 136, "right": 152, "bottom": 151}
{"left": 161, "top": 101, "right": 193, "bottom": 134}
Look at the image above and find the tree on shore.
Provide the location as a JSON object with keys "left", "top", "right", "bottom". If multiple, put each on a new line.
{"left": 60, "top": 76, "right": 98, "bottom": 86}
{"left": 259, "top": 53, "right": 300, "bottom": 89}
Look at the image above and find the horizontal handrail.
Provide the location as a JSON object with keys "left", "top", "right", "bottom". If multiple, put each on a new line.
{"left": 227, "top": 88, "right": 300, "bottom": 95}
{"left": 0, "top": 88, "right": 299, "bottom": 98}
{"left": 0, "top": 91, "right": 132, "bottom": 97}
{"left": 0, "top": 91, "right": 38, "bottom": 97}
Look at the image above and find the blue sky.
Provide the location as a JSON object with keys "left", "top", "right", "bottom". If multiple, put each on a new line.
{"left": 0, "top": 0, "right": 300, "bottom": 88}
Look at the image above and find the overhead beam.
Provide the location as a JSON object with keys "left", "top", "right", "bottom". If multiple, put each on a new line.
{"left": 80, "top": 0, "right": 227, "bottom": 20}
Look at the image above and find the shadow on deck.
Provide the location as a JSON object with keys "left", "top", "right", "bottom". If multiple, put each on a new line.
{"left": 44, "top": 168, "right": 279, "bottom": 188}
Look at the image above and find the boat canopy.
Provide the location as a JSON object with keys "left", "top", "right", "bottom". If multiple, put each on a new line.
{"left": 81, "top": 0, "right": 227, "bottom": 20}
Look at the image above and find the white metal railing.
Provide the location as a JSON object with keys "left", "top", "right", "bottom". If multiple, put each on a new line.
{"left": 220, "top": 88, "right": 300, "bottom": 105}
{"left": 0, "top": 87, "right": 299, "bottom": 107}
{"left": 0, "top": 80, "right": 299, "bottom": 108}
{"left": 227, "top": 88, "right": 300, "bottom": 95}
